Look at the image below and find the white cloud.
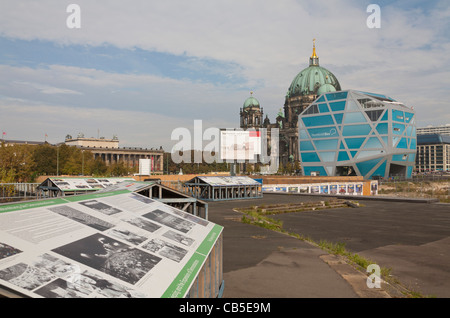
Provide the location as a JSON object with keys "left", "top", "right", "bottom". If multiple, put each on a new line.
{"left": 0, "top": 0, "right": 449, "bottom": 147}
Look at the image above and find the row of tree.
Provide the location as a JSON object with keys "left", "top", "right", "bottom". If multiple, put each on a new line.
{"left": 0, "top": 143, "right": 135, "bottom": 183}
{"left": 1, "top": 143, "right": 302, "bottom": 183}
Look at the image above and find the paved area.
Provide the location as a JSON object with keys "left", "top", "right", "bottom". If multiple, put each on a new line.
{"left": 207, "top": 193, "right": 450, "bottom": 298}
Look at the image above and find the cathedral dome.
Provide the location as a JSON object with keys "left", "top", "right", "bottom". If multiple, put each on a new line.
{"left": 287, "top": 41, "right": 341, "bottom": 98}
{"left": 243, "top": 92, "right": 260, "bottom": 108}
{"left": 317, "top": 83, "right": 337, "bottom": 95}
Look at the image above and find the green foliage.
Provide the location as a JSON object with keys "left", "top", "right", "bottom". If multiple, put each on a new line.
{"left": 0, "top": 142, "right": 138, "bottom": 181}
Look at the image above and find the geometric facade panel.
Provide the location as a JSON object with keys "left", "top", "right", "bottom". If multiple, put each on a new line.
{"left": 299, "top": 90, "right": 417, "bottom": 179}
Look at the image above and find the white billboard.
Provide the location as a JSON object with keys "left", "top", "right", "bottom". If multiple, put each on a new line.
{"left": 220, "top": 129, "right": 261, "bottom": 161}
{"left": 139, "top": 159, "right": 151, "bottom": 175}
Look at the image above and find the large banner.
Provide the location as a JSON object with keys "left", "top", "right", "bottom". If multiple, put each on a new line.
{"left": 220, "top": 130, "right": 261, "bottom": 161}
{"left": 0, "top": 190, "right": 222, "bottom": 298}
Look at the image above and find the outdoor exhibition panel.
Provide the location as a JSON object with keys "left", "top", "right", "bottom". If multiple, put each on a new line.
{"left": 37, "top": 177, "right": 134, "bottom": 197}
{"left": 262, "top": 180, "right": 378, "bottom": 196}
{"left": 183, "top": 176, "right": 263, "bottom": 201}
{"left": 0, "top": 188, "right": 223, "bottom": 298}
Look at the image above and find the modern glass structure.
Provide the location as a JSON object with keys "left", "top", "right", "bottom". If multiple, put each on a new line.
{"left": 299, "top": 90, "right": 417, "bottom": 179}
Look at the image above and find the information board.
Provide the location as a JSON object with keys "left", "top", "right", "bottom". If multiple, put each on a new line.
{"left": 0, "top": 190, "right": 222, "bottom": 298}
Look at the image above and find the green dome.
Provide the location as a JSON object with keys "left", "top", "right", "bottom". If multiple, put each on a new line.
{"left": 288, "top": 65, "right": 341, "bottom": 97}
{"left": 243, "top": 95, "right": 260, "bottom": 108}
{"left": 317, "top": 83, "right": 337, "bottom": 95}
{"left": 287, "top": 42, "right": 341, "bottom": 98}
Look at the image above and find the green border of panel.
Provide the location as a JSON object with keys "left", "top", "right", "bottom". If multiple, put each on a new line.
{"left": 162, "top": 224, "right": 223, "bottom": 298}
{"left": 0, "top": 198, "right": 68, "bottom": 213}
{"left": 63, "top": 189, "right": 132, "bottom": 202}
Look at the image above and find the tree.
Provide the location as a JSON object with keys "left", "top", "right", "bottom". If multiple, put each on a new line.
{"left": 90, "top": 157, "right": 108, "bottom": 176}
{"left": 0, "top": 142, "right": 36, "bottom": 182}
{"left": 33, "top": 144, "right": 57, "bottom": 175}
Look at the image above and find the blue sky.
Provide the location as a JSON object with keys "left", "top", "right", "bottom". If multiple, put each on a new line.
{"left": 0, "top": 0, "right": 449, "bottom": 150}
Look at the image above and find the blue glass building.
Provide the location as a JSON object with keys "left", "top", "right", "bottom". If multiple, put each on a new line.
{"left": 299, "top": 90, "right": 417, "bottom": 179}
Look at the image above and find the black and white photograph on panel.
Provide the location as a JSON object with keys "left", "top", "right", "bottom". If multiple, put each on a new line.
{"left": 142, "top": 209, "right": 195, "bottom": 233}
{"left": 78, "top": 200, "right": 122, "bottom": 216}
{"left": 35, "top": 278, "right": 90, "bottom": 298}
{"left": 167, "top": 206, "right": 209, "bottom": 227}
{"left": 130, "top": 192, "right": 156, "bottom": 204}
{"left": 142, "top": 238, "right": 188, "bottom": 263}
{"left": 48, "top": 205, "right": 115, "bottom": 231}
{"left": 33, "top": 253, "right": 79, "bottom": 278}
{"left": 162, "top": 230, "right": 195, "bottom": 247}
{"left": 0, "top": 243, "right": 22, "bottom": 260}
{"left": 52, "top": 233, "right": 162, "bottom": 285}
{"left": 122, "top": 216, "right": 161, "bottom": 233}
{"left": 35, "top": 269, "right": 147, "bottom": 298}
{"left": 107, "top": 228, "right": 148, "bottom": 246}
{"left": 0, "top": 262, "right": 55, "bottom": 291}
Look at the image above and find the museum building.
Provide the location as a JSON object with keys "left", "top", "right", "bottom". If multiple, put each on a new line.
{"left": 298, "top": 90, "right": 417, "bottom": 179}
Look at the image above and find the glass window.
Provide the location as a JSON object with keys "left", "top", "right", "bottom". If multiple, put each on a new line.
{"left": 365, "top": 110, "right": 384, "bottom": 121}
{"left": 302, "top": 115, "right": 334, "bottom": 127}
{"left": 392, "top": 110, "right": 404, "bottom": 122}
{"left": 303, "top": 104, "right": 319, "bottom": 115}
{"left": 301, "top": 152, "right": 321, "bottom": 162}
{"left": 319, "top": 151, "right": 336, "bottom": 162}
{"left": 364, "top": 137, "right": 383, "bottom": 149}
{"left": 405, "top": 112, "right": 414, "bottom": 123}
{"left": 357, "top": 150, "right": 384, "bottom": 159}
{"left": 326, "top": 91, "right": 348, "bottom": 101}
{"left": 344, "top": 137, "right": 366, "bottom": 149}
{"left": 356, "top": 158, "right": 382, "bottom": 177}
{"left": 393, "top": 123, "right": 405, "bottom": 135}
{"left": 299, "top": 129, "right": 309, "bottom": 140}
{"left": 314, "top": 139, "right": 339, "bottom": 150}
{"left": 346, "top": 99, "right": 360, "bottom": 111}
{"left": 342, "top": 124, "right": 372, "bottom": 136}
{"left": 337, "top": 151, "right": 350, "bottom": 161}
{"left": 371, "top": 160, "right": 386, "bottom": 177}
{"left": 380, "top": 110, "right": 388, "bottom": 121}
{"left": 406, "top": 126, "right": 413, "bottom": 136}
{"left": 358, "top": 99, "right": 384, "bottom": 109}
{"left": 397, "top": 138, "right": 408, "bottom": 149}
{"left": 329, "top": 101, "right": 346, "bottom": 112}
{"left": 376, "top": 123, "right": 388, "bottom": 135}
{"left": 316, "top": 95, "right": 326, "bottom": 103}
{"left": 300, "top": 140, "right": 315, "bottom": 151}
{"left": 333, "top": 113, "right": 344, "bottom": 124}
{"left": 303, "top": 166, "right": 328, "bottom": 176}
{"left": 318, "top": 103, "right": 330, "bottom": 113}
{"left": 343, "top": 112, "right": 367, "bottom": 124}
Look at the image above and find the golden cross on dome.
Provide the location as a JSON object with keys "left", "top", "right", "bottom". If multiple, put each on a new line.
{"left": 311, "top": 38, "right": 318, "bottom": 58}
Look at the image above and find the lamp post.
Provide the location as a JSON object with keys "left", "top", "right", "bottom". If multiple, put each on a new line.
{"left": 56, "top": 146, "right": 59, "bottom": 176}
{"left": 82, "top": 150, "right": 84, "bottom": 176}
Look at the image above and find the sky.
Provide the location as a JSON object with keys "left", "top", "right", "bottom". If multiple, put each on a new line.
{"left": 0, "top": 0, "right": 449, "bottom": 151}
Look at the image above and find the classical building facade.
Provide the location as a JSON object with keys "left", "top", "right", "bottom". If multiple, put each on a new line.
{"left": 65, "top": 134, "right": 164, "bottom": 174}
{"left": 239, "top": 40, "right": 342, "bottom": 166}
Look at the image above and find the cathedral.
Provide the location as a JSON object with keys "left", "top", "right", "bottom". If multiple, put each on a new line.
{"left": 239, "top": 40, "right": 341, "bottom": 167}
